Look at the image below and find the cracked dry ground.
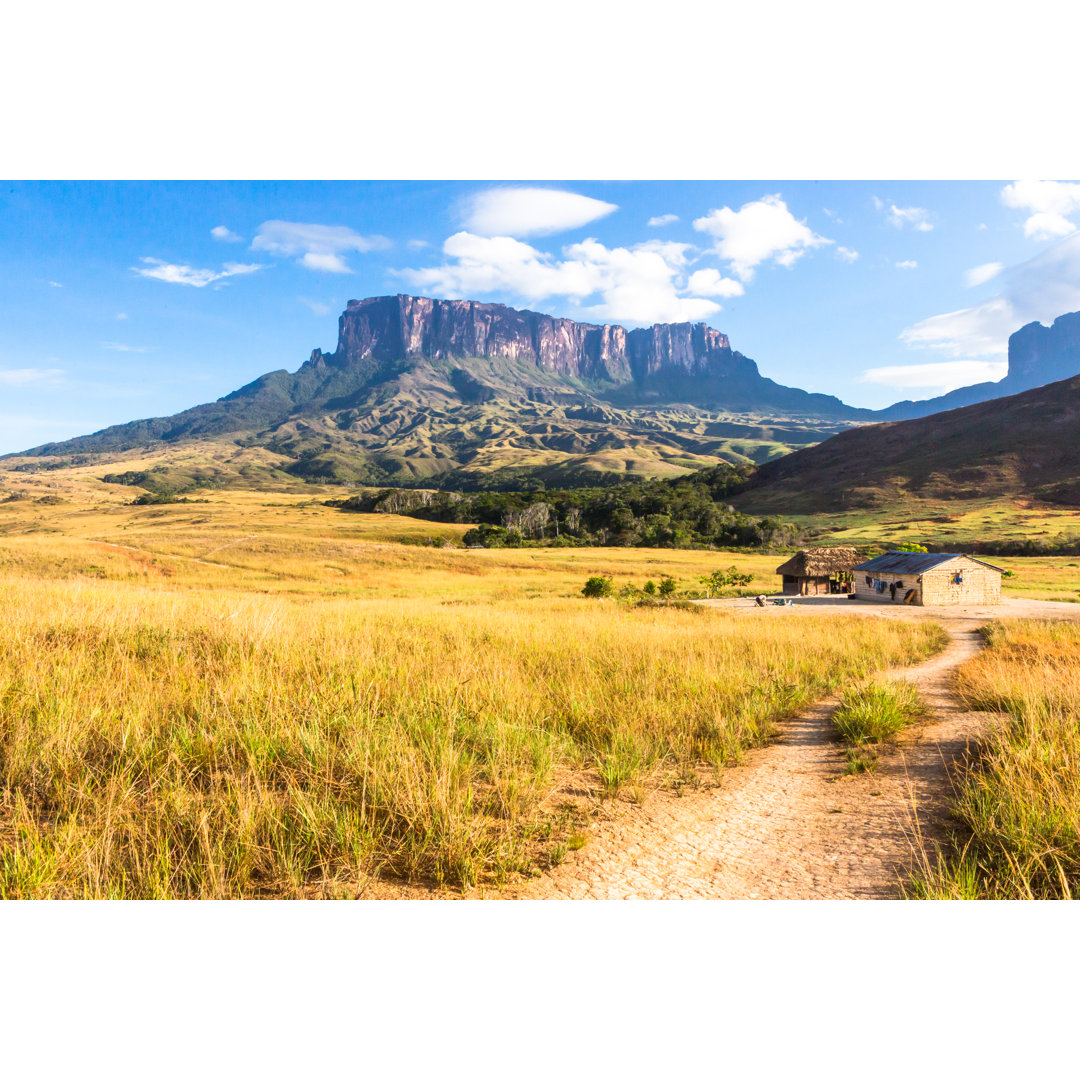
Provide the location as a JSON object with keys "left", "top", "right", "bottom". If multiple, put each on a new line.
{"left": 508, "top": 600, "right": 1080, "bottom": 901}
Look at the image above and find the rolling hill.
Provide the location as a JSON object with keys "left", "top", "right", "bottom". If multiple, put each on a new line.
{"left": 737, "top": 372, "right": 1080, "bottom": 515}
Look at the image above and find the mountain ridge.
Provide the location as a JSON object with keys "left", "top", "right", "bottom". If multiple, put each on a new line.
{"left": 879, "top": 310, "right": 1080, "bottom": 420}
{"left": 15, "top": 295, "right": 1080, "bottom": 492}
{"left": 737, "top": 371, "right": 1080, "bottom": 513}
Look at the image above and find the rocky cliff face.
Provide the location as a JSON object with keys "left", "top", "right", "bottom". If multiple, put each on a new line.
{"left": 18, "top": 294, "right": 865, "bottom": 460}
{"left": 881, "top": 309, "right": 1080, "bottom": 420}
{"left": 1007, "top": 310, "right": 1080, "bottom": 388}
{"left": 322, "top": 294, "right": 745, "bottom": 386}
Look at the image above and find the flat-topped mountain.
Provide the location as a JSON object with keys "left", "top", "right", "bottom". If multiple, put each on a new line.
{"left": 881, "top": 310, "right": 1080, "bottom": 420}
{"left": 17, "top": 295, "right": 869, "bottom": 489}
{"left": 18, "top": 296, "right": 1080, "bottom": 494}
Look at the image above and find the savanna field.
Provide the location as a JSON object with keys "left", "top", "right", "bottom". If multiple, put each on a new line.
{"left": 0, "top": 486, "right": 959, "bottom": 898}
{"left": 1, "top": 478, "right": 1079, "bottom": 898}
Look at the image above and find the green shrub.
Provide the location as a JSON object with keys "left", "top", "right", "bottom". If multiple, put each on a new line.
{"left": 582, "top": 576, "right": 614, "bottom": 598}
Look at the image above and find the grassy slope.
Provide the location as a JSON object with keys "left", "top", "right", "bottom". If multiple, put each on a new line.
{"left": 913, "top": 620, "right": 1080, "bottom": 899}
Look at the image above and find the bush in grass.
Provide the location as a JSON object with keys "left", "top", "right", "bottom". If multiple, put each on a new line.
{"left": 832, "top": 681, "right": 926, "bottom": 744}
{"left": 582, "top": 575, "right": 614, "bottom": 598}
{"left": 658, "top": 576, "right": 677, "bottom": 597}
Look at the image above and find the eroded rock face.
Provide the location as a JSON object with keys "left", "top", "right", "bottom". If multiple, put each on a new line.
{"left": 330, "top": 294, "right": 746, "bottom": 386}
{"left": 1007, "top": 311, "right": 1080, "bottom": 390}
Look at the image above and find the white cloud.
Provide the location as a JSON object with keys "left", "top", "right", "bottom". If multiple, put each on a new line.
{"left": 859, "top": 359, "right": 1008, "bottom": 393}
{"left": 47, "top": 280, "right": 63, "bottom": 288}
{"left": 299, "top": 297, "right": 332, "bottom": 316}
{"left": 395, "top": 231, "right": 728, "bottom": 325}
{"left": 895, "top": 260, "right": 918, "bottom": 269}
{"left": 0, "top": 367, "right": 65, "bottom": 386}
{"left": 901, "top": 297, "right": 1017, "bottom": 359}
{"left": 132, "top": 257, "right": 264, "bottom": 287}
{"left": 692, "top": 194, "right": 831, "bottom": 281}
{"left": 251, "top": 220, "right": 390, "bottom": 273}
{"left": 116, "top": 312, "right": 128, "bottom": 320}
{"left": 900, "top": 231, "right": 1080, "bottom": 359}
{"left": 647, "top": 213, "right": 679, "bottom": 227}
{"left": 299, "top": 252, "right": 352, "bottom": 273}
{"left": 211, "top": 225, "right": 243, "bottom": 243}
{"left": 101, "top": 342, "right": 151, "bottom": 353}
{"left": 874, "top": 197, "right": 933, "bottom": 231}
{"left": 406, "top": 239, "right": 430, "bottom": 250}
{"left": 836, "top": 246, "right": 859, "bottom": 262}
{"left": 685, "top": 268, "right": 745, "bottom": 298}
{"left": 461, "top": 187, "right": 617, "bottom": 238}
{"left": 1001, "top": 180, "right": 1080, "bottom": 239}
{"left": 964, "top": 261, "right": 1003, "bottom": 288}
{"left": 976, "top": 223, "right": 988, "bottom": 231}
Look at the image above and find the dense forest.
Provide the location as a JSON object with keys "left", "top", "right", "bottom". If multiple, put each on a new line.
{"left": 328, "top": 464, "right": 800, "bottom": 549}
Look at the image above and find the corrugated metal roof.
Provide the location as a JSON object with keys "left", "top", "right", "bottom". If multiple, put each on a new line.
{"left": 853, "top": 552, "right": 1004, "bottom": 574}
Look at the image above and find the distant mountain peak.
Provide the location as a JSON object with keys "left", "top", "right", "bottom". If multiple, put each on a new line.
{"left": 881, "top": 308, "right": 1080, "bottom": 420}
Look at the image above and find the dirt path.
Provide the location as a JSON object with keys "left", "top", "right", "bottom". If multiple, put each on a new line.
{"left": 509, "top": 602, "right": 1072, "bottom": 900}
{"left": 86, "top": 538, "right": 234, "bottom": 570}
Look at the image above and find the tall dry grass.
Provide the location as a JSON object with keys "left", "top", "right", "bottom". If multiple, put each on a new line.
{"left": 912, "top": 619, "right": 1080, "bottom": 899}
{"left": 0, "top": 572, "right": 946, "bottom": 898}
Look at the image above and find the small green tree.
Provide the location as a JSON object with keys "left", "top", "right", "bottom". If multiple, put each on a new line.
{"left": 582, "top": 575, "right": 614, "bottom": 598}
{"left": 658, "top": 575, "right": 677, "bottom": 597}
{"left": 642, "top": 579, "right": 657, "bottom": 595}
{"left": 894, "top": 541, "right": 928, "bottom": 553}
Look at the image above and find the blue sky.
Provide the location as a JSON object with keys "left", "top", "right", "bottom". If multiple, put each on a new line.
{"left": 4, "top": 179, "right": 1080, "bottom": 454}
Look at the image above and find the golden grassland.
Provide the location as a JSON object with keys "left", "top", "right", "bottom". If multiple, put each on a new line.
{"left": 912, "top": 619, "right": 1080, "bottom": 899}
{"left": 1, "top": 477, "right": 1078, "bottom": 601}
{"left": 789, "top": 494, "right": 1080, "bottom": 553}
{"left": 0, "top": 488, "right": 953, "bottom": 898}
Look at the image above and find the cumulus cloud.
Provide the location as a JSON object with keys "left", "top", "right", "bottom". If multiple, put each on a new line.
{"left": 836, "top": 246, "right": 859, "bottom": 262}
{"left": 211, "top": 225, "right": 243, "bottom": 243}
{"left": 900, "top": 232, "right": 1080, "bottom": 359}
{"left": 859, "top": 359, "right": 1008, "bottom": 393}
{"left": 395, "top": 231, "right": 729, "bottom": 325}
{"left": 874, "top": 196, "right": 933, "bottom": 231}
{"left": 132, "top": 258, "right": 264, "bottom": 287}
{"left": 692, "top": 195, "right": 831, "bottom": 281}
{"left": 252, "top": 220, "right": 390, "bottom": 273}
{"left": 0, "top": 367, "right": 65, "bottom": 386}
{"left": 647, "top": 213, "right": 679, "bottom": 227}
{"left": 964, "top": 261, "right": 1003, "bottom": 288}
{"left": 461, "top": 187, "right": 618, "bottom": 238}
{"left": 685, "top": 268, "right": 745, "bottom": 298}
{"left": 896, "top": 260, "right": 918, "bottom": 269}
{"left": 1001, "top": 180, "right": 1080, "bottom": 240}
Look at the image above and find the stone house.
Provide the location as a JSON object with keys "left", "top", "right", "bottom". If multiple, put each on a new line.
{"left": 853, "top": 552, "right": 1003, "bottom": 606}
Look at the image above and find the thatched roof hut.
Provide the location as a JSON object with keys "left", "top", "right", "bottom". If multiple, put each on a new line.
{"left": 775, "top": 547, "right": 861, "bottom": 596}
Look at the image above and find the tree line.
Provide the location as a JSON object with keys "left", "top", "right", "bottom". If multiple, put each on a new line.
{"left": 328, "top": 464, "right": 802, "bottom": 549}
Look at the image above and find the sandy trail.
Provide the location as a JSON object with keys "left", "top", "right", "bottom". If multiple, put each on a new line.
{"left": 510, "top": 597, "right": 1079, "bottom": 900}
